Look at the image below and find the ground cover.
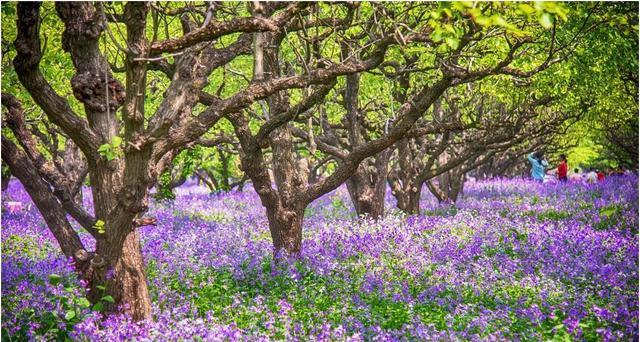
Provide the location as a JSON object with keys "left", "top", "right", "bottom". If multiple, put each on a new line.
{"left": 2, "top": 176, "right": 637, "bottom": 341}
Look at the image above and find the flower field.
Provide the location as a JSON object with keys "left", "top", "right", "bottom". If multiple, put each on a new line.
{"left": 2, "top": 176, "right": 638, "bottom": 341}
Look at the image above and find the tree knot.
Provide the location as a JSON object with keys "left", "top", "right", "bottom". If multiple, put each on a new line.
{"left": 74, "top": 249, "right": 90, "bottom": 261}
{"left": 90, "top": 254, "right": 107, "bottom": 268}
{"left": 71, "top": 72, "right": 125, "bottom": 112}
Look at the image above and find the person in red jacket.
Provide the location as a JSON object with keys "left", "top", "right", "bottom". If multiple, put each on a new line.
{"left": 597, "top": 169, "right": 606, "bottom": 182}
{"left": 557, "top": 154, "right": 568, "bottom": 182}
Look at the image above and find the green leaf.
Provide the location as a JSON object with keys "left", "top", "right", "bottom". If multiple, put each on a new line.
{"left": 492, "top": 16, "right": 509, "bottom": 27}
{"left": 98, "top": 144, "right": 115, "bottom": 161}
{"left": 94, "top": 220, "right": 106, "bottom": 234}
{"left": 97, "top": 136, "right": 123, "bottom": 161}
{"left": 101, "top": 295, "right": 115, "bottom": 303}
{"left": 111, "top": 136, "right": 123, "bottom": 148}
{"left": 452, "top": 2, "right": 472, "bottom": 12}
{"left": 92, "top": 302, "right": 104, "bottom": 312}
{"left": 48, "top": 274, "right": 62, "bottom": 285}
{"left": 600, "top": 206, "right": 617, "bottom": 218}
{"left": 467, "top": 8, "right": 481, "bottom": 18}
{"left": 64, "top": 310, "right": 76, "bottom": 321}
{"left": 77, "top": 297, "right": 91, "bottom": 308}
{"left": 445, "top": 37, "right": 460, "bottom": 50}
{"left": 474, "top": 16, "right": 492, "bottom": 27}
{"left": 518, "top": 4, "right": 535, "bottom": 15}
{"left": 1, "top": 4, "right": 15, "bottom": 15}
{"left": 539, "top": 12, "right": 554, "bottom": 29}
{"left": 430, "top": 28, "right": 443, "bottom": 42}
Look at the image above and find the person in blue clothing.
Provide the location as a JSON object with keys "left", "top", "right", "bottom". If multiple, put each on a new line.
{"left": 527, "top": 151, "right": 548, "bottom": 182}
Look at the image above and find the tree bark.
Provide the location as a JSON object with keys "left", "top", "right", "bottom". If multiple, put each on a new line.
{"left": 339, "top": 63, "right": 392, "bottom": 220}
{"left": 218, "top": 147, "right": 231, "bottom": 191}
{"left": 1, "top": 162, "right": 11, "bottom": 192}
{"left": 386, "top": 64, "right": 427, "bottom": 216}
{"left": 89, "top": 228, "right": 151, "bottom": 321}
{"left": 426, "top": 179, "right": 449, "bottom": 203}
{"left": 258, "top": 24, "right": 310, "bottom": 255}
{"left": 61, "top": 139, "right": 87, "bottom": 204}
{"left": 55, "top": 2, "right": 153, "bottom": 320}
{"left": 389, "top": 137, "right": 426, "bottom": 215}
{"left": 266, "top": 205, "right": 304, "bottom": 255}
{"left": 346, "top": 150, "right": 391, "bottom": 219}
{"left": 395, "top": 185, "right": 421, "bottom": 215}
{"left": 427, "top": 166, "right": 466, "bottom": 203}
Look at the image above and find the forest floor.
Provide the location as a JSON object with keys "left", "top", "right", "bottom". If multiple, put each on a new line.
{"left": 2, "top": 176, "right": 638, "bottom": 341}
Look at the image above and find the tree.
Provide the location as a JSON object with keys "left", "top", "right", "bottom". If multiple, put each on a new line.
{"left": 3, "top": 2, "right": 340, "bottom": 320}
{"left": 226, "top": 1, "right": 591, "bottom": 253}
{"left": 542, "top": 2, "right": 639, "bottom": 169}
{"left": 388, "top": 89, "right": 559, "bottom": 211}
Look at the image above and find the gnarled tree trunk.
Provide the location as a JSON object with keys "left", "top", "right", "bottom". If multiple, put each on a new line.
{"left": 346, "top": 150, "right": 391, "bottom": 219}
{"left": 340, "top": 67, "right": 392, "bottom": 220}
{"left": 266, "top": 205, "right": 304, "bottom": 254}
{"left": 389, "top": 137, "right": 426, "bottom": 215}
{"left": 89, "top": 228, "right": 151, "bottom": 321}
{"left": 426, "top": 172, "right": 464, "bottom": 203}
{"left": 395, "top": 185, "right": 422, "bottom": 215}
{"left": 10, "top": 3, "right": 154, "bottom": 320}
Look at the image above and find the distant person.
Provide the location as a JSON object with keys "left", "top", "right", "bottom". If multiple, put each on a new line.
{"left": 585, "top": 168, "right": 598, "bottom": 183}
{"left": 597, "top": 169, "right": 606, "bottom": 182}
{"left": 527, "top": 151, "right": 548, "bottom": 182}
{"left": 557, "top": 154, "right": 568, "bottom": 182}
{"left": 569, "top": 168, "right": 582, "bottom": 182}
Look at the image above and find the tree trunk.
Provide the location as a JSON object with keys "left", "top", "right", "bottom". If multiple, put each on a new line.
{"left": 1, "top": 163, "right": 10, "bottom": 192}
{"left": 427, "top": 169, "right": 465, "bottom": 203}
{"left": 340, "top": 67, "right": 391, "bottom": 220}
{"left": 195, "top": 170, "right": 217, "bottom": 192}
{"left": 261, "top": 26, "right": 308, "bottom": 255}
{"left": 426, "top": 179, "right": 449, "bottom": 203}
{"left": 61, "top": 139, "right": 87, "bottom": 204}
{"left": 266, "top": 205, "right": 304, "bottom": 255}
{"left": 268, "top": 122, "right": 307, "bottom": 254}
{"left": 90, "top": 228, "right": 151, "bottom": 321}
{"left": 218, "top": 147, "right": 231, "bottom": 191}
{"left": 168, "top": 174, "right": 187, "bottom": 191}
{"left": 450, "top": 174, "right": 464, "bottom": 202}
{"left": 346, "top": 151, "right": 390, "bottom": 220}
{"left": 396, "top": 185, "right": 421, "bottom": 215}
{"left": 54, "top": 5, "right": 153, "bottom": 320}
{"left": 389, "top": 138, "right": 424, "bottom": 215}
{"left": 347, "top": 180, "right": 386, "bottom": 219}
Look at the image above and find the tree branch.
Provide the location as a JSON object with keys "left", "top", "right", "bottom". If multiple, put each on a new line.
{"left": 14, "top": 3, "right": 101, "bottom": 160}
{"left": 2, "top": 93, "right": 98, "bottom": 234}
